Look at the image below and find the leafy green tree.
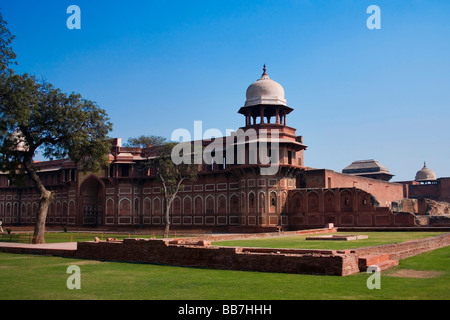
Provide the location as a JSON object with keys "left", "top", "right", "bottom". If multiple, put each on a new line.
{"left": 0, "top": 10, "right": 16, "bottom": 75}
{"left": 0, "top": 8, "right": 112, "bottom": 243}
{"left": 0, "top": 73, "right": 113, "bottom": 243}
{"left": 126, "top": 135, "right": 166, "bottom": 148}
{"left": 139, "top": 136, "right": 199, "bottom": 238}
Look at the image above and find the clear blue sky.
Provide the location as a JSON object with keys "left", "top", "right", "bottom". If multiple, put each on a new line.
{"left": 1, "top": 0, "right": 449, "bottom": 181}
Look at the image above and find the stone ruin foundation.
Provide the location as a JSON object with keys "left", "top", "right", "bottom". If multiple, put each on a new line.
{"left": 0, "top": 227, "right": 449, "bottom": 277}
{"left": 73, "top": 229, "right": 450, "bottom": 277}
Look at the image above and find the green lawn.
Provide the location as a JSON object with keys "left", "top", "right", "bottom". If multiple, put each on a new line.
{"left": 0, "top": 231, "right": 167, "bottom": 244}
{"left": 0, "top": 231, "right": 449, "bottom": 300}
{"left": 0, "top": 244, "right": 449, "bottom": 300}
{"left": 1, "top": 231, "right": 445, "bottom": 249}
{"left": 212, "top": 231, "right": 447, "bottom": 250}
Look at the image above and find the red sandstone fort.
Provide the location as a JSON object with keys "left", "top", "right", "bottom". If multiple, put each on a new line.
{"left": 1, "top": 67, "right": 449, "bottom": 230}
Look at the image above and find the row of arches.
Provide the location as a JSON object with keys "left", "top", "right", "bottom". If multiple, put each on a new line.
{"left": 288, "top": 189, "right": 375, "bottom": 214}
{"left": 104, "top": 190, "right": 287, "bottom": 217}
{"left": 0, "top": 189, "right": 376, "bottom": 220}
{"left": 0, "top": 201, "right": 76, "bottom": 217}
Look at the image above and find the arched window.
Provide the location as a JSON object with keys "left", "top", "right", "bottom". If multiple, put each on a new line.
{"left": 194, "top": 197, "right": 203, "bottom": 215}
{"left": 106, "top": 199, "right": 114, "bottom": 216}
{"left": 183, "top": 197, "right": 192, "bottom": 215}
{"left": 173, "top": 197, "right": 181, "bottom": 215}
{"left": 143, "top": 198, "right": 151, "bottom": 215}
{"left": 206, "top": 196, "right": 214, "bottom": 215}
{"left": 217, "top": 195, "right": 226, "bottom": 214}
{"left": 230, "top": 194, "right": 239, "bottom": 214}
{"left": 259, "top": 192, "right": 266, "bottom": 213}
{"left": 307, "top": 192, "right": 319, "bottom": 212}
{"left": 119, "top": 198, "right": 131, "bottom": 215}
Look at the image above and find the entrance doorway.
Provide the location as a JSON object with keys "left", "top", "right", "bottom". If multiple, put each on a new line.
{"left": 80, "top": 176, "right": 104, "bottom": 226}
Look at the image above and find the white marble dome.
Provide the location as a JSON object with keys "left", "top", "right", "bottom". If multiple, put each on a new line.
{"left": 245, "top": 65, "right": 287, "bottom": 107}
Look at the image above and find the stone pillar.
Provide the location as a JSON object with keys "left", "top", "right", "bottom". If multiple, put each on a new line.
{"left": 260, "top": 106, "right": 265, "bottom": 124}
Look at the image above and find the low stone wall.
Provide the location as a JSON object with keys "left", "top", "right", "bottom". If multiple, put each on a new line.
{"left": 353, "top": 233, "right": 450, "bottom": 260}
{"left": 179, "top": 227, "right": 338, "bottom": 242}
{"left": 74, "top": 238, "right": 360, "bottom": 276}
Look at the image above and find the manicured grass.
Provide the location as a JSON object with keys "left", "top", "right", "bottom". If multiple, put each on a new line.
{"left": 0, "top": 245, "right": 449, "bottom": 300}
{"left": 0, "top": 232, "right": 167, "bottom": 244}
{"left": 212, "top": 232, "right": 447, "bottom": 250}
{"left": 1, "top": 231, "right": 445, "bottom": 249}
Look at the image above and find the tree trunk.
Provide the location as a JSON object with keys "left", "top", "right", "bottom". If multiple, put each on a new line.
{"left": 164, "top": 203, "right": 171, "bottom": 239}
{"left": 33, "top": 189, "right": 52, "bottom": 244}
{"left": 24, "top": 158, "right": 52, "bottom": 244}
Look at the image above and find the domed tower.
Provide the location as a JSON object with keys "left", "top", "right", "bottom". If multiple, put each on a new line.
{"left": 239, "top": 65, "right": 291, "bottom": 126}
{"left": 415, "top": 162, "right": 437, "bottom": 182}
{"left": 236, "top": 65, "right": 307, "bottom": 168}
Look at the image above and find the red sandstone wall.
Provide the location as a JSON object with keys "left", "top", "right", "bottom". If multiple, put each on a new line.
{"left": 303, "top": 169, "right": 404, "bottom": 206}
{"left": 75, "top": 239, "right": 359, "bottom": 276}
{"left": 408, "top": 183, "right": 440, "bottom": 200}
{"left": 439, "top": 179, "right": 450, "bottom": 203}
{"left": 354, "top": 233, "right": 450, "bottom": 260}
{"left": 286, "top": 187, "right": 417, "bottom": 228}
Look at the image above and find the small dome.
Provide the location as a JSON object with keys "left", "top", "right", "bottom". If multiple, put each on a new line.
{"left": 245, "top": 65, "right": 287, "bottom": 107}
{"left": 415, "top": 162, "right": 437, "bottom": 181}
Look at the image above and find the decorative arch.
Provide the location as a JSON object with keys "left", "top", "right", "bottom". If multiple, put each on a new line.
{"left": 153, "top": 197, "right": 161, "bottom": 215}
{"left": 324, "top": 190, "right": 336, "bottom": 212}
{"left": 106, "top": 198, "right": 114, "bottom": 216}
{"left": 183, "top": 196, "right": 192, "bottom": 215}
{"left": 290, "top": 191, "right": 303, "bottom": 214}
{"left": 69, "top": 200, "right": 76, "bottom": 216}
{"left": 205, "top": 195, "right": 215, "bottom": 215}
{"left": 79, "top": 175, "right": 105, "bottom": 225}
{"left": 358, "top": 190, "right": 373, "bottom": 211}
{"left": 340, "top": 189, "right": 353, "bottom": 212}
{"left": 143, "top": 197, "right": 152, "bottom": 215}
{"left": 307, "top": 191, "right": 319, "bottom": 212}
{"left": 56, "top": 201, "right": 62, "bottom": 215}
{"left": 248, "top": 192, "right": 256, "bottom": 213}
{"left": 258, "top": 191, "right": 266, "bottom": 214}
{"left": 229, "top": 194, "right": 239, "bottom": 215}
{"left": 240, "top": 192, "right": 246, "bottom": 213}
{"left": 269, "top": 191, "right": 277, "bottom": 213}
{"left": 63, "top": 201, "right": 68, "bottom": 216}
{"left": 194, "top": 196, "right": 203, "bottom": 215}
{"left": 49, "top": 202, "right": 55, "bottom": 216}
{"left": 134, "top": 198, "right": 140, "bottom": 216}
{"left": 217, "top": 194, "right": 227, "bottom": 214}
{"left": 281, "top": 191, "right": 287, "bottom": 214}
{"left": 173, "top": 196, "right": 181, "bottom": 215}
{"left": 119, "top": 198, "right": 131, "bottom": 216}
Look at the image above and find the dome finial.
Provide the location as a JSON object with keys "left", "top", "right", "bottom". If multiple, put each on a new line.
{"left": 260, "top": 64, "right": 270, "bottom": 80}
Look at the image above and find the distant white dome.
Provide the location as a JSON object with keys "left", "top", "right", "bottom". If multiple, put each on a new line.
{"left": 415, "top": 162, "right": 437, "bottom": 181}
{"left": 244, "top": 65, "right": 287, "bottom": 107}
